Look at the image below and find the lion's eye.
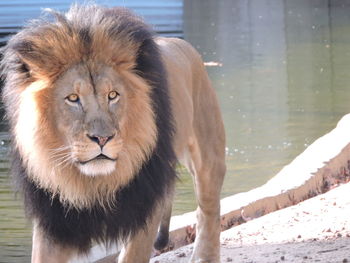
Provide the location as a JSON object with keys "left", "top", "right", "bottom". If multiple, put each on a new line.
{"left": 66, "top": 94, "right": 79, "bottom": 103}
{"left": 108, "top": 91, "right": 120, "bottom": 101}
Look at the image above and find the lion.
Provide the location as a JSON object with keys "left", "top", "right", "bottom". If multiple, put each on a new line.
{"left": 0, "top": 5, "right": 226, "bottom": 263}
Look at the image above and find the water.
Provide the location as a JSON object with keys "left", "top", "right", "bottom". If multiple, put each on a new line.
{"left": 175, "top": 0, "right": 350, "bottom": 213}
{"left": 2, "top": 0, "right": 350, "bottom": 261}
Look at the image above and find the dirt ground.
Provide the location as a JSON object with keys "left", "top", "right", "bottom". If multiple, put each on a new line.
{"left": 151, "top": 182, "right": 350, "bottom": 263}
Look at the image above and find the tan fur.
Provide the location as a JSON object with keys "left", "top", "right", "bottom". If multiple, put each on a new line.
{"left": 156, "top": 37, "right": 226, "bottom": 263}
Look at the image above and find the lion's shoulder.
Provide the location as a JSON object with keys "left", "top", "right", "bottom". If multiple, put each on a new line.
{"left": 156, "top": 37, "right": 203, "bottom": 67}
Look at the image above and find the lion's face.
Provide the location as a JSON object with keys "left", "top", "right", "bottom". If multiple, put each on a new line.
{"left": 11, "top": 61, "right": 157, "bottom": 207}
{"left": 53, "top": 64, "right": 124, "bottom": 176}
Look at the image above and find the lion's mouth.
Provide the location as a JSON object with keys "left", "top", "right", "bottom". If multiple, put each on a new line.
{"left": 79, "top": 154, "right": 117, "bottom": 165}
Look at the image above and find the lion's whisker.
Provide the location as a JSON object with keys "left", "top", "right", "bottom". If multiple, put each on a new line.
{"left": 53, "top": 158, "right": 71, "bottom": 167}
{"left": 49, "top": 151, "right": 73, "bottom": 167}
{"left": 48, "top": 146, "right": 71, "bottom": 153}
{"left": 54, "top": 156, "right": 70, "bottom": 166}
{"left": 48, "top": 152, "right": 70, "bottom": 159}
{"left": 49, "top": 153, "right": 72, "bottom": 163}
{"left": 55, "top": 156, "right": 73, "bottom": 169}
{"left": 59, "top": 160, "right": 73, "bottom": 170}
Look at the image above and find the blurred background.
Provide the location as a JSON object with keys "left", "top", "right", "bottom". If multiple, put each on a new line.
{"left": 1, "top": 0, "right": 350, "bottom": 261}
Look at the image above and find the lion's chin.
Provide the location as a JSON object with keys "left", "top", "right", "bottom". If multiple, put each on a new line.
{"left": 77, "top": 159, "right": 116, "bottom": 177}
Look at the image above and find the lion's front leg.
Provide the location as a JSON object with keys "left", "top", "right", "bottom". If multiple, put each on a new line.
{"left": 117, "top": 205, "right": 162, "bottom": 263}
{"left": 31, "top": 221, "right": 75, "bottom": 263}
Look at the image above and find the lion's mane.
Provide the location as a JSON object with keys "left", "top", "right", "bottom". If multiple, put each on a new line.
{"left": 1, "top": 5, "right": 176, "bottom": 251}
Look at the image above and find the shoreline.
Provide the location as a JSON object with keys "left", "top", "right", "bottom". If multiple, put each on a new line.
{"left": 151, "top": 181, "right": 350, "bottom": 262}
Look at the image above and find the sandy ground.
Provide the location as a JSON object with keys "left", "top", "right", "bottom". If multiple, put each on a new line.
{"left": 151, "top": 182, "right": 350, "bottom": 263}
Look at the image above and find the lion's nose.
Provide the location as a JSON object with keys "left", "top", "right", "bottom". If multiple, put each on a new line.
{"left": 87, "top": 134, "right": 115, "bottom": 147}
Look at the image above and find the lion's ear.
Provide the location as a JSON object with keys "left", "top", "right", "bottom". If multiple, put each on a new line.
{"left": 13, "top": 41, "right": 42, "bottom": 77}
{"left": 12, "top": 39, "right": 62, "bottom": 80}
{"left": 11, "top": 24, "right": 84, "bottom": 80}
